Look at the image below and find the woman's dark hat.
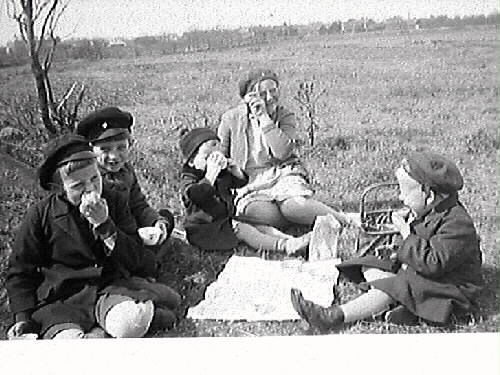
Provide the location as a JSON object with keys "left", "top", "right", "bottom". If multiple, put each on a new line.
{"left": 404, "top": 152, "right": 464, "bottom": 194}
{"left": 76, "top": 107, "right": 133, "bottom": 143}
{"left": 38, "top": 134, "right": 96, "bottom": 190}
{"left": 179, "top": 128, "right": 219, "bottom": 162}
{"left": 238, "top": 69, "right": 279, "bottom": 98}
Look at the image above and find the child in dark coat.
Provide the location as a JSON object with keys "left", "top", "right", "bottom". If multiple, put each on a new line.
{"left": 179, "top": 128, "right": 311, "bottom": 254}
{"left": 76, "top": 107, "right": 176, "bottom": 277}
{"left": 76, "top": 107, "right": 175, "bottom": 246}
{"left": 6, "top": 135, "right": 180, "bottom": 340}
{"left": 291, "top": 151, "right": 483, "bottom": 331}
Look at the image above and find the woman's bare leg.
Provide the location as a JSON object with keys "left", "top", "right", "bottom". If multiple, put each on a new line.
{"left": 254, "top": 224, "right": 294, "bottom": 239}
{"left": 235, "top": 222, "right": 310, "bottom": 255}
{"left": 242, "top": 200, "right": 289, "bottom": 228}
{"left": 279, "top": 196, "right": 350, "bottom": 226}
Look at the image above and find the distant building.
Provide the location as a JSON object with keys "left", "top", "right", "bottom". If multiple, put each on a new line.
{"left": 108, "top": 39, "right": 127, "bottom": 47}
{"left": 384, "top": 16, "right": 418, "bottom": 33}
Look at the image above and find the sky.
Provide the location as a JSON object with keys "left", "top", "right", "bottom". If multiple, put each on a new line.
{"left": 0, "top": 0, "right": 497, "bottom": 45}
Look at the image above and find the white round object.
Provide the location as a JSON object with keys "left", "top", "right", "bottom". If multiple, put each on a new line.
{"left": 105, "top": 300, "right": 154, "bottom": 338}
{"left": 138, "top": 226, "right": 162, "bottom": 246}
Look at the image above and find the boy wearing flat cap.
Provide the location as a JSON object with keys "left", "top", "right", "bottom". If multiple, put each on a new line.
{"left": 6, "top": 135, "right": 180, "bottom": 339}
{"left": 76, "top": 107, "right": 175, "bottom": 260}
{"left": 290, "top": 151, "right": 483, "bottom": 331}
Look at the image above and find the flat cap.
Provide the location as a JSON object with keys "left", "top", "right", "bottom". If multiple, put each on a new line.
{"left": 404, "top": 151, "right": 464, "bottom": 194}
{"left": 38, "top": 134, "right": 96, "bottom": 190}
{"left": 179, "top": 128, "right": 219, "bottom": 162}
{"left": 76, "top": 107, "right": 133, "bottom": 143}
{"left": 238, "top": 68, "right": 279, "bottom": 98}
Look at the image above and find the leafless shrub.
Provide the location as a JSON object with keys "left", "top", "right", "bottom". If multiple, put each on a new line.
{"left": 293, "top": 80, "right": 326, "bottom": 146}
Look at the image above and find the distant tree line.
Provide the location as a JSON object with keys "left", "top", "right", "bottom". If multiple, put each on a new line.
{"left": 318, "top": 12, "right": 500, "bottom": 35}
{"left": 0, "top": 12, "right": 498, "bottom": 69}
{"left": 0, "top": 23, "right": 298, "bottom": 68}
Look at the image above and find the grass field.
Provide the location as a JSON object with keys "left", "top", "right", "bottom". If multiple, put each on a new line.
{"left": 0, "top": 25, "right": 498, "bottom": 339}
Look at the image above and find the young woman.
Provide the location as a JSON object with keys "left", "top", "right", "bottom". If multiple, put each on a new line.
{"left": 217, "top": 68, "right": 359, "bottom": 229}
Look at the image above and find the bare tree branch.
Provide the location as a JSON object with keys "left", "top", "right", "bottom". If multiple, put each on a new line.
{"left": 6, "top": 0, "right": 81, "bottom": 136}
{"left": 36, "top": 0, "right": 59, "bottom": 54}
{"left": 33, "top": 0, "right": 51, "bottom": 22}
{"left": 56, "top": 81, "right": 77, "bottom": 113}
{"left": 44, "top": 73, "right": 56, "bottom": 112}
{"left": 43, "top": 28, "right": 57, "bottom": 70}
{"left": 71, "top": 84, "right": 86, "bottom": 127}
{"left": 51, "top": 0, "right": 68, "bottom": 29}
{"left": 8, "top": 0, "right": 29, "bottom": 42}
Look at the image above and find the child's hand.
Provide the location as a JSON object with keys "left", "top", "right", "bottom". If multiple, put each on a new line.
{"left": 391, "top": 211, "right": 411, "bottom": 239}
{"left": 7, "top": 321, "right": 39, "bottom": 340}
{"left": 155, "top": 219, "right": 169, "bottom": 244}
{"left": 205, "top": 152, "right": 226, "bottom": 184}
{"left": 80, "top": 192, "right": 109, "bottom": 227}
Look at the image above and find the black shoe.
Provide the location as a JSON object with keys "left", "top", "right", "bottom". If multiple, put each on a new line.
{"left": 384, "top": 305, "right": 418, "bottom": 325}
{"left": 290, "top": 288, "right": 344, "bottom": 333}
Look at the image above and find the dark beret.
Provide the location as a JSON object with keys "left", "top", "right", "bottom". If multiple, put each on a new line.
{"left": 179, "top": 128, "right": 219, "bottom": 161}
{"left": 76, "top": 107, "right": 133, "bottom": 143}
{"left": 38, "top": 134, "right": 96, "bottom": 190}
{"left": 405, "top": 152, "right": 464, "bottom": 194}
{"left": 238, "top": 69, "right": 279, "bottom": 98}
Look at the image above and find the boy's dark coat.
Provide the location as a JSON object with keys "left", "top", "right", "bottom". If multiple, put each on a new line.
{"left": 6, "top": 189, "right": 163, "bottom": 334}
{"left": 99, "top": 162, "right": 161, "bottom": 228}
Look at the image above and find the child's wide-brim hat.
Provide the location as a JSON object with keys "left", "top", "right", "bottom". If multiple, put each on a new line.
{"left": 38, "top": 134, "right": 96, "bottom": 190}
{"left": 76, "top": 107, "right": 133, "bottom": 143}
{"left": 179, "top": 128, "right": 219, "bottom": 161}
{"left": 404, "top": 151, "right": 463, "bottom": 194}
{"left": 238, "top": 68, "right": 279, "bottom": 98}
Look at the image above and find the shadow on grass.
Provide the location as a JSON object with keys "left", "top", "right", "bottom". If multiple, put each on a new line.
{"left": 474, "top": 264, "right": 499, "bottom": 321}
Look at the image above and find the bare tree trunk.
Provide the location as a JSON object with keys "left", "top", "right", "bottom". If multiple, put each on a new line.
{"left": 23, "top": 1, "right": 57, "bottom": 135}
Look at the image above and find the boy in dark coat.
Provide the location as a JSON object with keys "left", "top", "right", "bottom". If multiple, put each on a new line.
{"left": 291, "top": 151, "right": 483, "bottom": 331}
{"left": 6, "top": 135, "right": 180, "bottom": 339}
{"left": 75, "top": 107, "right": 175, "bottom": 252}
{"left": 180, "top": 128, "right": 311, "bottom": 253}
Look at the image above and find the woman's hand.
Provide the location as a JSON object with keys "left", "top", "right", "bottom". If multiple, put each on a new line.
{"left": 226, "top": 158, "right": 245, "bottom": 179}
{"left": 80, "top": 192, "right": 109, "bottom": 227}
{"left": 244, "top": 92, "right": 268, "bottom": 119}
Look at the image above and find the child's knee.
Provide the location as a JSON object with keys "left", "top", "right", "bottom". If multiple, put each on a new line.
{"left": 53, "top": 328, "right": 85, "bottom": 339}
{"left": 45, "top": 323, "right": 86, "bottom": 339}
{"left": 104, "top": 300, "right": 155, "bottom": 338}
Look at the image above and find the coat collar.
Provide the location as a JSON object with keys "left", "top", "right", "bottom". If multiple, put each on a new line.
{"left": 182, "top": 163, "right": 205, "bottom": 179}
{"left": 419, "top": 192, "right": 458, "bottom": 218}
{"left": 51, "top": 193, "right": 76, "bottom": 218}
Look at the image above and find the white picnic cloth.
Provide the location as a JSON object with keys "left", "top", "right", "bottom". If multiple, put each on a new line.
{"left": 187, "top": 255, "right": 340, "bottom": 321}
